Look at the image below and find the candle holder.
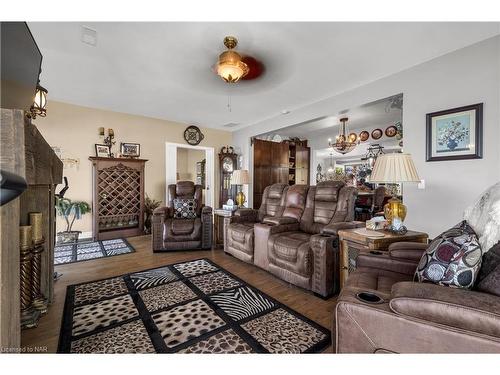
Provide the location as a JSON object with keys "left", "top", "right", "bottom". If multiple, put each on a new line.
{"left": 30, "top": 242, "right": 48, "bottom": 314}
{"left": 19, "top": 235, "right": 40, "bottom": 329}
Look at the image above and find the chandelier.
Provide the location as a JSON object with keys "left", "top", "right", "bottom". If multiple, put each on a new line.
{"left": 329, "top": 117, "right": 357, "bottom": 154}
{"left": 216, "top": 36, "right": 249, "bottom": 83}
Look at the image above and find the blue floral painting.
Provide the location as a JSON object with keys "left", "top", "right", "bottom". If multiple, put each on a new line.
{"left": 435, "top": 114, "right": 471, "bottom": 153}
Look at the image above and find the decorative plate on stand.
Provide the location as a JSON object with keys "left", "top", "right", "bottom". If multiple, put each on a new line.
{"left": 371, "top": 128, "right": 383, "bottom": 140}
{"left": 385, "top": 125, "right": 398, "bottom": 137}
{"left": 359, "top": 131, "right": 370, "bottom": 142}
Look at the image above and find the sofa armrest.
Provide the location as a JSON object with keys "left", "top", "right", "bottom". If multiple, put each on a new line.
{"left": 310, "top": 234, "right": 338, "bottom": 297}
{"left": 356, "top": 254, "right": 418, "bottom": 276}
{"left": 390, "top": 282, "right": 500, "bottom": 338}
{"left": 322, "top": 221, "right": 364, "bottom": 236}
{"left": 152, "top": 207, "right": 168, "bottom": 251}
{"left": 388, "top": 242, "right": 428, "bottom": 262}
{"left": 235, "top": 208, "right": 259, "bottom": 219}
{"left": 200, "top": 206, "right": 213, "bottom": 249}
{"left": 262, "top": 216, "right": 298, "bottom": 225}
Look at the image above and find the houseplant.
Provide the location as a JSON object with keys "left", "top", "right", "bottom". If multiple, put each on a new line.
{"left": 55, "top": 197, "right": 91, "bottom": 243}
{"left": 144, "top": 195, "right": 162, "bottom": 234}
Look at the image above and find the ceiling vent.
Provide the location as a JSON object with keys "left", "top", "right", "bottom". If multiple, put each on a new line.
{"left": 222, "top": 122, "right": 240, "bottom": 128}
{"left": 81, "top": 26, "right": 97, "bottom": 46}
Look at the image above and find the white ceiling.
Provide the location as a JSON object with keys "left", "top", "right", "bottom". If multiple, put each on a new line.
{"left": 28, "top": 22, "right": 500, "bottom": 131}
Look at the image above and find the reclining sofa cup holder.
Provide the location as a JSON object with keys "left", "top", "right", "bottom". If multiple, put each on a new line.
{"left": 356, "top": 292, "right": 385, "bottom": 304}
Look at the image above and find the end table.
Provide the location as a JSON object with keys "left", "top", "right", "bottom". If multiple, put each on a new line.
{"left": 214, "top": 209, "right": 234, "bottom": 249}
{"left": 337, "top": 227, "right": 428, "bottom": 289}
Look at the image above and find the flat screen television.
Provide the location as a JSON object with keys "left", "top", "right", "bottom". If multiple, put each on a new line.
{"left": 0, "top": 22, "right": 42, "bottom": 111}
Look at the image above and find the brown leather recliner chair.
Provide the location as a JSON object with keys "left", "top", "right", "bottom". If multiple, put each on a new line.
{"left": 224, "top": 183, "right": 288, "bottom": 263}
{"left": 335, "top": 242, "right": 500, "bottom": 353}
{"left": 152, "top": 181, "right": 212, "bottom": 251}
{"left": 254, "top": 181, "right": 362, "bottom": 297}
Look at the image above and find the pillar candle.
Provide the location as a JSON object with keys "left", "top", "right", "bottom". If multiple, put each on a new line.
{"left": 19, "top": 225, "right": 32, "bottom": 250}
{"left": 29, "top": 212, "right": 43, "bottom": 244}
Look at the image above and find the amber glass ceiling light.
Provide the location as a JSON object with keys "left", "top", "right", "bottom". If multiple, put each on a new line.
{"left": 329, "top": 117, "right": 357, "bottom": 155}
{"left": 216, "top": 36, "right": 249, "bottom": 83}
{"left": 29, "top": 84, "right": 48, "bottom": 119}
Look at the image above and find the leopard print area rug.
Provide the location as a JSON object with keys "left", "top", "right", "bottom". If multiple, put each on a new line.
{"left": 58, "top": 258, "right": 331, "bottom": 353}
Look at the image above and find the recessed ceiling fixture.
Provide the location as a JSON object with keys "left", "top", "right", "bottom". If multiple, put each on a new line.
{"left": 216, "top": 36, "right": 249, "bottom": 83}
{"left": 329, "top": 117, "right": 357, "bottom": 155}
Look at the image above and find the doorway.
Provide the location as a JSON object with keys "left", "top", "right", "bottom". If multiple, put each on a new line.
{"left": 165, "top": 142, "right": 215, "bottom": 208}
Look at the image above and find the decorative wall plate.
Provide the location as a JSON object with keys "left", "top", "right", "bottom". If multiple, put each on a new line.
{"left": 359, "top": 131, "right": 369, "bottom": 142}
{"left": 371, "top": 128, "right": 383, "bottom": 140}
{"left": 385, "top": 125, "right": 398, "bottom": 137}
{"left": 184, "top": 125, "right": 205, "bottom": 145}
{"left": 348, "top": 132, "right": 358, "bottom": 143}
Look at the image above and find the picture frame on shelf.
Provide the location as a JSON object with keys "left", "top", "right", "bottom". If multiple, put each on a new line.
{"left": 120, "top": 142, "right": 141, "bottom": 158}
{"left": 95, "top": 144, "right": 111, "bottom": 158}
{"left": 426, "top": 103, "right": 483, "bottom": 162}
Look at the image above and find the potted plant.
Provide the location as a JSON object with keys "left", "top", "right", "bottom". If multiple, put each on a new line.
{"left": 55, "top": 197, "right": 91, "bottom": 243}
{"left": 144, "top": 195, "right": 161, "bottom": 234}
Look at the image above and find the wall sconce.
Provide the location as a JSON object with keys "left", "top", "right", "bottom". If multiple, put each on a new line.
{"left": 28, "top": 84, "right": 48, "bottom": 119}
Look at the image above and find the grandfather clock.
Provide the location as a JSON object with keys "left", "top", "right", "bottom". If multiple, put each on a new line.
{"left": 219, "top": 146, "right": 238, "bottom": 208}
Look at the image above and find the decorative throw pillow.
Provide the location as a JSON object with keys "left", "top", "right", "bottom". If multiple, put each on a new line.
{"left": 173, "top": 198, "right": 197, "bottom": 219}
{"left": 475, "top": 241, "right": 500, "bottom": 296}
{"left": 463, "top": 181, "right": 500, "bottom": 254}
{"left": 415, "top": 220, "right": 482, "bottom": 289}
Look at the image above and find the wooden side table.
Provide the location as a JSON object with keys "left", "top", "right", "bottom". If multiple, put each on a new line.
{"left": 213, "top": 209, "right": 234, "bottom": 249}
{"left": 337, "top": 228, "right": 428, "bottom": 289}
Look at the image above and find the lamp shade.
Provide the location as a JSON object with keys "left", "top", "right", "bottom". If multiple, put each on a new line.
{"left": 231, "top": 170, "right": 250, "bottom": 185}
{"left": 370, "top": 153, "right": 420, "bottom": 183}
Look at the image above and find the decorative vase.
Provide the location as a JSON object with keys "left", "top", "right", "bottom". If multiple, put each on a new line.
{"left": 447, "top": 139, "right": 458, "bottom": 150}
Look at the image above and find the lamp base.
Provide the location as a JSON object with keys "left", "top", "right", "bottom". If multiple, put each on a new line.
{"left": 236, "top": 191, "right": 246, "bottom": 208}
{"left": 383, "top": 196, "right": 407, "bottom": 227}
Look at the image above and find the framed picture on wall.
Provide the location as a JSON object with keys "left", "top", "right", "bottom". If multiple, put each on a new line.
{"left": 120, "top": 142, "right": 141, "bottom": 158}
{"left": 426, "top": 103, "right": 483, "bottom": 162}
{"left": 95, "top": 144, "right": 111, "bottom": 158}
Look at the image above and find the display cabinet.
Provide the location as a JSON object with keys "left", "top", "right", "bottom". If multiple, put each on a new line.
{"left": 89, "top": 157, "right": 147, "bottom": 241}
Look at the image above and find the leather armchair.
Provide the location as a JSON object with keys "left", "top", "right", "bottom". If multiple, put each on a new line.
{"left": 224, "top": 183, "right": 288, "bottom": 263}
{"left": 257, "top": 181, "right": 360, "bottom": 297}
{"left": 152, "top": 181, "right": 212, "bottom": 251}
{"left": 335, "top": 242, "right": 500, "bottom": 353}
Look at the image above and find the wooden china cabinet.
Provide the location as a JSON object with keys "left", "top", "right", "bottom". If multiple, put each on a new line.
{"left": 252, "top": 139, "right": 310, "bottom": 208}
{"left": 89, "top": 157, "right": 147, "bottom": 241}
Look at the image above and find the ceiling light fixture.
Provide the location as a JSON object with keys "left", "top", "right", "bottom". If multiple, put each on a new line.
{"left": 361, "top": 144, "right": 385, "bottom": 170}
{"left": 329, "top": 117, "right": 357, "bottom": 155}
{"left": 216, "top": 36, "right": 249, "bottom": 83}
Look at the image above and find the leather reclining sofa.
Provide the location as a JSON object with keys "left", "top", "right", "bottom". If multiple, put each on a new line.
{"left": 335, "top": 242, "right": 500, "bottom": 352}
{"left": 224, "top": 181, "right": 362, "bottom": 297}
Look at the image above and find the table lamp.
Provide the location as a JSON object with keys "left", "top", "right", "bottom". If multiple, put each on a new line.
{"left": 231, "top": 169, "right": 250, "bottom": 208}
{"left": 369, "top": 153, "right": 420, "bottom": 233}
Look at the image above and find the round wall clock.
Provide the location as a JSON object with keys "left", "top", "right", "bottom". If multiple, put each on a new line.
{"left": 371, "top": 128, "right": 383, "bottom": 140}
{"left": 359, "top": 131, "right": 369, "bottom": 142}
{"left": 184, "top": 125, "right": 205, "bottom": 145}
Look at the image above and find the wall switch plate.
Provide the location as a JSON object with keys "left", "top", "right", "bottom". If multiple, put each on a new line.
{"left": 418, "top": 179, "right": 425, "bottom": 189}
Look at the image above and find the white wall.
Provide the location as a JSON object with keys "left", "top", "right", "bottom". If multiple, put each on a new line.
{"left": 233, "top": 36, "right": 500, "bottom": 237}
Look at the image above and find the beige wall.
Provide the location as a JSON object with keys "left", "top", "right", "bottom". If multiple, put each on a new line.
{"left": 176, "top": 148, "right": 205, "bottom": 182}
{"left": 35, "top": 101, "right": 232, "bottom": 235}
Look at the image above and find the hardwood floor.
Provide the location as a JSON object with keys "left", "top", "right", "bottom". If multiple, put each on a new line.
{"left": 21, "top": 235, "right": 337, "bottom": 353}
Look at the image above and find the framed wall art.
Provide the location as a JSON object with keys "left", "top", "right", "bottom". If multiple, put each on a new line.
{"left": 426, "top": 103, "right": 483, "bottom": 162}
{"left": 120, "top": 142, "right": 141, "bottom": 158}
{"left": 95, "top": 144, "right": 111, "bottom": 158}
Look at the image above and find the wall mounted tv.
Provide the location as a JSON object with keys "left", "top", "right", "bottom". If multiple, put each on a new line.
{"left": 0, "top": 22, "right": 42, "bottom": 111}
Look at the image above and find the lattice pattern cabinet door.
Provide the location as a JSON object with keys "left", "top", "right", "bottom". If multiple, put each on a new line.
{"left": 89, "top": 157, "right": 148, "bottom": 241}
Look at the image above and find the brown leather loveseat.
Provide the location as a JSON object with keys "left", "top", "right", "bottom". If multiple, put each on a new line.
{"left": 335, "top": 241, "right": 500, "bottom": 353}
{"left": 224, "top": 181, "right": 361, "bottom": 297}
{"left": 152, "top": 181, "right": 212, "bottom": 251}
